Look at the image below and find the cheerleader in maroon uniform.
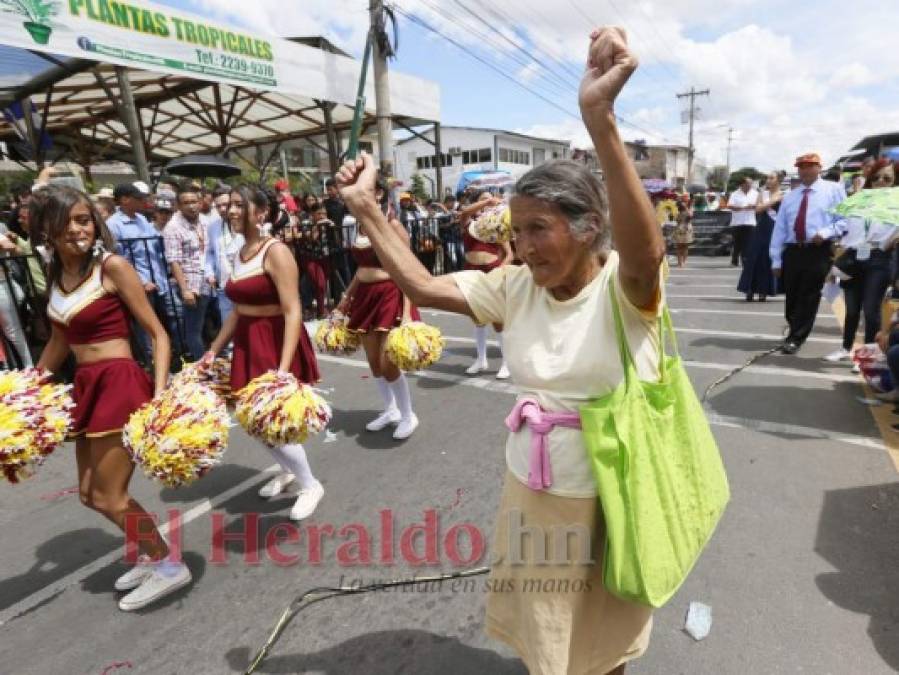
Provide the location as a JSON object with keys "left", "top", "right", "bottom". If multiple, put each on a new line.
{"left": 459, "top": 192, "right": 512, "bottom": 378}
{"left": 34, "top": 185, "right": 190, "bottom": 612}
{"left": 336, "top": 182, "right": 420, "bottom": 440}
{"left": 204, "top": 186, "right": 324, "bottom": 521}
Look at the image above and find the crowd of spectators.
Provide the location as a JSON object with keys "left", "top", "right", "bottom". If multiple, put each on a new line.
{"left": 0, "top": 173, "right": 504, "bottom": 370}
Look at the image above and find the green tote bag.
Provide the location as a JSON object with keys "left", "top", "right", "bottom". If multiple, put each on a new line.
{"left": 579, "top": 281, "right": 730, "bottom": 608}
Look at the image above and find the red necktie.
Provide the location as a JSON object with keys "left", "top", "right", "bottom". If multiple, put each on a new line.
{"left": 794, "top": 188, "right": 811, "bottom": 243}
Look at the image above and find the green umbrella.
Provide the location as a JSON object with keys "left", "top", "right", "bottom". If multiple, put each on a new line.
{"left": 833, "top": 186, "right": 899, "bottom": 226}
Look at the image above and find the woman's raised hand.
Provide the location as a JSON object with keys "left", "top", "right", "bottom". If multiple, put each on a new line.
{"left": 336, "top": 151, "right": 379, "bottom": 212}
{"left": 579, "top": 27, "right": 637, "bottom": 119}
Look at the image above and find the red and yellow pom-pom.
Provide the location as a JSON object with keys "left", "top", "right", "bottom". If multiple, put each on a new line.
{"left": 235, "top": 371, "right": 331, "bottom": 446}
{"left": 469, "top": 205, "right": 512, "bottom": 244}
{"left": 173, "top": 358, "right": 233, "bottom": 403}
{"left": 314, "top": 312, "right": 360, "bottom": 355}
{"left": 123, "top": 380, "right": 230, "bottom": 488}
{"left": 0, "top": 368, "right": 74, "bottom": 484}
{"left": 386, "top": 322, "right": 444, "bottom": 371}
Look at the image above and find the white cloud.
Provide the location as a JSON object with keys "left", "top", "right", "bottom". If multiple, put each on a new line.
{"left": 829, "top": 63, "right": 877, "bottom": 89}
{"left": 177, "top": 0, "right": 899, "bottom": 173}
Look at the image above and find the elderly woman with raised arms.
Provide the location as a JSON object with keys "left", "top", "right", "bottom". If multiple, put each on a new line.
{"left": 336, "top": 27, "right": 665, "bottom": 675}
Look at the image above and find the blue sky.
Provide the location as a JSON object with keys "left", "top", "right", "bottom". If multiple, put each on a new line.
{"left": 3, "top": 0, "right": 898, "bottom": 172}
{"left": 151, "top": 0, "right": 899, "bottom": 171}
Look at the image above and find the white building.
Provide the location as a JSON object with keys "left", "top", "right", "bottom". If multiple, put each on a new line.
{"left": 394, "top": 126, "right": 571, "bottom": 197}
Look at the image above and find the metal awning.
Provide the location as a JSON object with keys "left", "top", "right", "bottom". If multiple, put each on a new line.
{"left": 0, "top": 38, "right": 440, "bottom": 172}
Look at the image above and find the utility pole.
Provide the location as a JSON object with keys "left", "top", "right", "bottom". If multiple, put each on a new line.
{"left": 724, "top": 126, "right": 734, "bottom": 192}
{"left": 676, "top": 86, "right": 709, "bottom": 186}
{"left": 370, "top": 0, "right": 394, "bottom": 177}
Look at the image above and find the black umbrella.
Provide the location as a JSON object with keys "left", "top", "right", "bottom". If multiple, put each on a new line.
{"left": 164, "top": 154, "right": 242, "bottom": 179}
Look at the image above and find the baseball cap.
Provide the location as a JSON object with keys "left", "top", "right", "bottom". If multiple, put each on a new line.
{"left": 113, "top": 181, "right": 150, "bottom": 200}
{"left": 794, "top": 152, "right": 822, "bottom": 167}
{"left": 274, "top": 179, "right": 289, "bottom": 191}
{"left": 155, "top": 196, "right": 174, "bottom": 211}
{"left": 399, "top": 192, "right": 413, "bottom": 201}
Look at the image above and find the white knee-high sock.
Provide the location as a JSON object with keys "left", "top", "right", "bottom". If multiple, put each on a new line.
{"left": 270, "top": 443, "right": 316, "bottom": 489}
{"left": 265, "top": 445, "right": 293, "bottom": 475}
{"left": 374, "top": 376, "right": 396, "bottom": 411}
{"left": 474, "top": 325, "right": 488, "bottom": 362}
{"left": 387, "top": 374, "right": 414, "bottom": 420}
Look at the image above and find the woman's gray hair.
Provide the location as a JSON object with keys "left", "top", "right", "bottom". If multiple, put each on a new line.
{"left": 513, "top": 160, "right": 610, "bottom": 252}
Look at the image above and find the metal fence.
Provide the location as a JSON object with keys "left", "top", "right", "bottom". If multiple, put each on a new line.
{"left": 0, "top": 217, "right": 472, "bottom": 370}
{"left": 278, "top": 214, "right": 466, "bottom": 315}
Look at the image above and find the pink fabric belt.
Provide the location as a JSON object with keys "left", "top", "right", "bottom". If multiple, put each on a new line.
{"left": 505, "top": 397, "right": 582, "bottom": 491}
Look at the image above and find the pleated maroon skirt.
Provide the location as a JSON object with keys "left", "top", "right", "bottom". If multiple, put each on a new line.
{"left": 346, "top": 280, "right": 420, "bottom": 333}
{"left": 231, "top": 314, "right": 320, "bottom": 391}
{"left": 72, "top": 358, "right": 153, "bottom": 438}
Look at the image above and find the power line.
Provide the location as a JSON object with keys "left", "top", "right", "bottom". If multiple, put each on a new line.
{"left": 628, "top": 1, "right": 685, "bottom": 84}
{"left": 412, "top": 0, "right": 575, "bottom": 98}
{"left": 453, "top": 0, "right": 583, "bottom": 92}
{"left": 391, "top": 2, "right": 676, "bottom": 143}
{"left": 391, "top": 4, "right": 582, "bottom": 122}
{"left": 572, "top": 0, "right": 679, "bottom": 92}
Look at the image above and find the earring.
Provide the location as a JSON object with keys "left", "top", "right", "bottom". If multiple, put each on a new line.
{"left": 92, "top": 238, "right": 105, "bottom": 258}
{"left": 257, "top": 221, "right": 272, "bottom": 237}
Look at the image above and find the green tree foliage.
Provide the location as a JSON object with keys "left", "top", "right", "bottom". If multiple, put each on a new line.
{"left": 410, "top": 173, "right": 429, "bottom": 201}
{"left": 727, "top": 166, "right": 766, "bottom": 193}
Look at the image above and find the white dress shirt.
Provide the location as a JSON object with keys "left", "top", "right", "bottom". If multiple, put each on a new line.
{"left": 769, "top": 179, "right": 847, "bottom": 269}
{"left": 728, "top": 188, "right": 758, "bottom": 226}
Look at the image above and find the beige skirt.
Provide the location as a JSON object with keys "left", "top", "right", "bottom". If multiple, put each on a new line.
{"left": 486, "top": 472, "right": 653, "bottom": 675}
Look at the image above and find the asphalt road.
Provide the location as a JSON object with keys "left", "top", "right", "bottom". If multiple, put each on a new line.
{"left": 1, "top": 258, "right": 897, "bottom": 674}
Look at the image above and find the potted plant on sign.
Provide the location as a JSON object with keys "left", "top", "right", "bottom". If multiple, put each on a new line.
{"left": 0, "top": 0, "right": 59, "bottom": 45}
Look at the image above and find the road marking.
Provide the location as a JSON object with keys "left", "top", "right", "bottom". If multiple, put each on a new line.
{"left": 320, "top": 354, "right": 876, "bottom": 442}
{"left": 665, "top": 284, "right": 741, "bottom": 288}
{"left": 670, "top": 326, "right": 840, "bottom": 345}
{"left": 433, "top": 335, "right": 850, "bottom": 379}
{"left": 704, "top": 413, "right": 885, "bottom": 451}
{"left": 666, "top": 294, "right": 784, "bottom": 301}
{"left": 669, "top": 307, "right": 837, "bottom": 319}
{"left": 0, "top": 463, "right": 282, "bottom": 629}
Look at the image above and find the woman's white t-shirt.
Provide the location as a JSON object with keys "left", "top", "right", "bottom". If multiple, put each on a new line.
{"left": 452, "top": 251, "right": 664, "bottom": 497}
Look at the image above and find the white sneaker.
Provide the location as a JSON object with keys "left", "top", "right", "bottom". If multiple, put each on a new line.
{"left": 365, "top": 407, "right": 401, "bottom": 431}
{"left": 258, "top": 472, "right": 295, "bottom": 498}
{"left": 290, "top": 481, "right": 325, "bottom": 521}
{"left": 824, "top": 348, "right": 851, "bottom": 362}
{"left": 114, "top": 554, "right": 154, "bottom": 592}
{"left": 465, "top": 360, "right": 489, "bottom": 375}
{"left": 851, "top": 363, "right": 861, "bottom": 374}
{"left": 393, "top": 414, "right": 419, "bottom": 440}
{"left": 118, "top": 564, "right": 191, "bottom": 612}
{"left": 496, "top": 363, "right": 510, "bottom": 380}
